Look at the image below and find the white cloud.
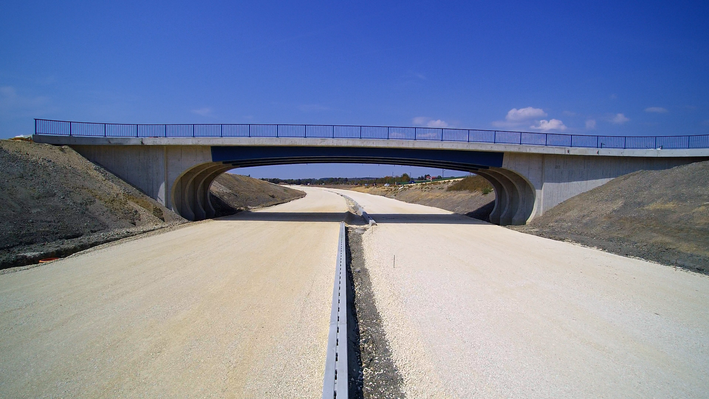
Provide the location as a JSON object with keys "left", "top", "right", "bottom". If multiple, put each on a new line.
{"left": 645, "top": 107, "right": 668, "bottom": 113}
{"left": 413, "top": 117, "right": 449, "bottom": 128}
{"left": 585, "top": 119, "right": 596, "bottom": 130}
{"left": 412, "top": 116, "right": 428, "bottom": 125}
{"left": 531, "top": 119, "right": 567, "bottom": 132}
{"left": 426, "top": 119, "right": 448, "bottom": 128}
{"left": 506, "top": 107, "right": 547, "bottom": 122}
{"left": 611, "top": 113, "right": 630, "bottom": 124}
{"left": 191, "top": 107, "right": 213, "bottom": 117}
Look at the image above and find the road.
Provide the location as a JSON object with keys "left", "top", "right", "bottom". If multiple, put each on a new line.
{"left": 3, "top": 186, "right": 709, "bottom": 398}
{"left": 332, "top": 188, "right": 709, "bottom": 398}
{"left": 0, "top": 187, "right": 347, "bottom": 398}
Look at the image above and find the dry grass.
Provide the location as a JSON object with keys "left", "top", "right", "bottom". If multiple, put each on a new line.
{"left": 446, "top": 175, "right": 493, "bottom": 193}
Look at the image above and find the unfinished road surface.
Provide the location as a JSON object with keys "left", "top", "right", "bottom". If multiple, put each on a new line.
{"left": 0, "top": 187, "right": 347, "bottom": 398}
{"left": 332, "top": 188, "right": 709, "bottom": 398}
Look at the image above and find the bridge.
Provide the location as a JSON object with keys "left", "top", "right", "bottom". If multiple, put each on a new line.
{"left": 33, "top": 119, "right": 709, "bottom": 225}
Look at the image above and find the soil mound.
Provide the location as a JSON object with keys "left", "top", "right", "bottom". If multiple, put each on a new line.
{"left": 513, "top": 161, "right": 709, "bottom": 272}
{"left": 209, "top": 173, "right": 305, "bottom": 216}
{"left": 0, "top": 140, "right": 186, "bottom": 269}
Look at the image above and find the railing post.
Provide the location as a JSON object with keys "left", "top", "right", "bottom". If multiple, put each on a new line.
{"left": 35, "top": 119, "right": 38, "bottom": 135}
{"left": 276, "top": 125, "right": 279, "bottom": 138}
{"left": 519, "top": 132, "right": 522, "bottom": 145}
{"left": 624, "top": 136, "right": 627, "bottom": 149}
{"left": 192, "top": 124, "right": 195, "bottom": 138}
{"left": 387, "top": 127, "right": 390, "bottom": 140}
{"left": 654, "top": 136, "right": 657, "bottom": 149}
{"left": 493, "top": 131, "right": 497, "bottom": 143}
{"left": 359, "top": 126, "right": 362, "bottom": 139}
{"left": 104, "top": 123, "right": 107, "bottom": 137}
{"left": 135, "top": 124, "right": 138, "bottom": 138}
{"left": 596, "top": 136, "right": 599, "bottom": 148}
{"left": 545, "top": 133, "right": 548, "bottom": 146}
{"left": 467, "top": 129, "right": 470, "bottom": 142}
{"left": 220, "top": 124, "right": 223, "bottom": 137}
{"left": 332, "top": 125, "right": 335, "bottom": 138}
{"left": 69, "top": 122, "right": 72, "bottom": 137}
{"left": 249, "top": 124, "right": 251, "bottom": 137}
{"left": 441, "top": 129, "right": 444, "bottom": 141}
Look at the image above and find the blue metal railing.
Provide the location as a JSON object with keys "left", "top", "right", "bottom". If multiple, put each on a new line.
{"left": 34, "top": 119, "right": 709, "bottom": 150}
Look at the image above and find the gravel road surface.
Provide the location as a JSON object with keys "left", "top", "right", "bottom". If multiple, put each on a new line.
{"left": 0, "top": 187, "right": 347, "bottom": 398}
{"left": 332, "top": 188, "right": 709, "bottom": 398}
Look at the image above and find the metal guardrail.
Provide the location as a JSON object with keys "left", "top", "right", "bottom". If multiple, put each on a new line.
{"left": 34, "top": 118, "right": 709, "bottom": 150}
{"left": 322, "top": 222, "right": 349, "bottom": 399}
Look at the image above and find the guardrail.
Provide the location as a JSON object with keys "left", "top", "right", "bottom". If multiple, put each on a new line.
{"left": 34, "top": 118, "right": 709, "bottom": 150}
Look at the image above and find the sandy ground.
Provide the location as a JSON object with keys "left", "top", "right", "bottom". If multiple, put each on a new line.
{"left": 332, "top": 188, "right": 709, "bottom": 398}
{"left": 0, "top": 187, "right": 347, "bottom": 398}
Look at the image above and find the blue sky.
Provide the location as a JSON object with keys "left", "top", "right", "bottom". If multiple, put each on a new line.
{"left": 2, "top": 1, "right": 708, "bottom": 178}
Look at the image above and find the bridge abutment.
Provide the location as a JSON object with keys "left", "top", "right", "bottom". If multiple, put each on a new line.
{"left": 37, "top": 135, "right": 707, "bottom": 225}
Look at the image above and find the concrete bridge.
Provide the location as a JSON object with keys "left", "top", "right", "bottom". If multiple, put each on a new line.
{"left": 33, "top": 119, "right": 709, "bottom": 225}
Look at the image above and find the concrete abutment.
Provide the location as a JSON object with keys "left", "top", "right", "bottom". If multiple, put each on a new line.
{"left": 39, "top": 136, "right": 708, "bottom": 225}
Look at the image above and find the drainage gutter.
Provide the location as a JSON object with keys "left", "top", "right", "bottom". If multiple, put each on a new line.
{"left": 322, "top": 222, "right": 349, "bottom": 399}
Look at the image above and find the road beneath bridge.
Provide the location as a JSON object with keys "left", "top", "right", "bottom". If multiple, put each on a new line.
{"left": 1, "top": 188, "right": 708, "bottom": 397}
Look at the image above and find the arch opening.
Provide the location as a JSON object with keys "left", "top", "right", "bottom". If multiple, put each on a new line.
{"left": 171, "top": 156, "right": 535, "bottom": 225}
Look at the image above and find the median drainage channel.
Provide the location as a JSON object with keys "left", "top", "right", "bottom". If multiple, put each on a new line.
{"left": 322, "top": 207, "right": 405, "bottom": 398}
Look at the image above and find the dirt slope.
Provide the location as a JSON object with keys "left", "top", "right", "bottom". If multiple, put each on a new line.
{"left": 0, "top": 140, "right": 186, "bottom": 268}
{"left": 349, "top": 176, "right": 495, "bottom": 219}
{"left": 513, "top": 160, "right": 709, "bottom": 272}
{"left": 0, "top": 141, "right": 302, "bottom": 269}
{"left": 209, "top": 173, "right": 305, "bottom": 216}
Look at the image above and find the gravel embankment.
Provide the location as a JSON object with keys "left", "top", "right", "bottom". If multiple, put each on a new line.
{"left": 0, "top": 140, "right": 185, "bottom": 269}
{"left": 512, "top": 160, "right": 709, "bottom": 272}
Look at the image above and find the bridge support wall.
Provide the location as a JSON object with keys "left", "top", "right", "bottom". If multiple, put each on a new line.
{"left": 71, "top": 145, "right": 213, "bottom": 220}
{"left": 55, "top": 140, "right": 707, "bottom": 225}
{"left": 499, "top": 153, "right": 702, "bottom": 223}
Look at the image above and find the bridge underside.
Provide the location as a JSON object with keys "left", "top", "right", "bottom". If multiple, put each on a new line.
{"left": 172, "top": 146, "right": 534, "bottom": 225}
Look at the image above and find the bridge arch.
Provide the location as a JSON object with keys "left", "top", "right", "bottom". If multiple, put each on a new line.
{"left": 171, "top": 147, "right": 536, "bottom": 225}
